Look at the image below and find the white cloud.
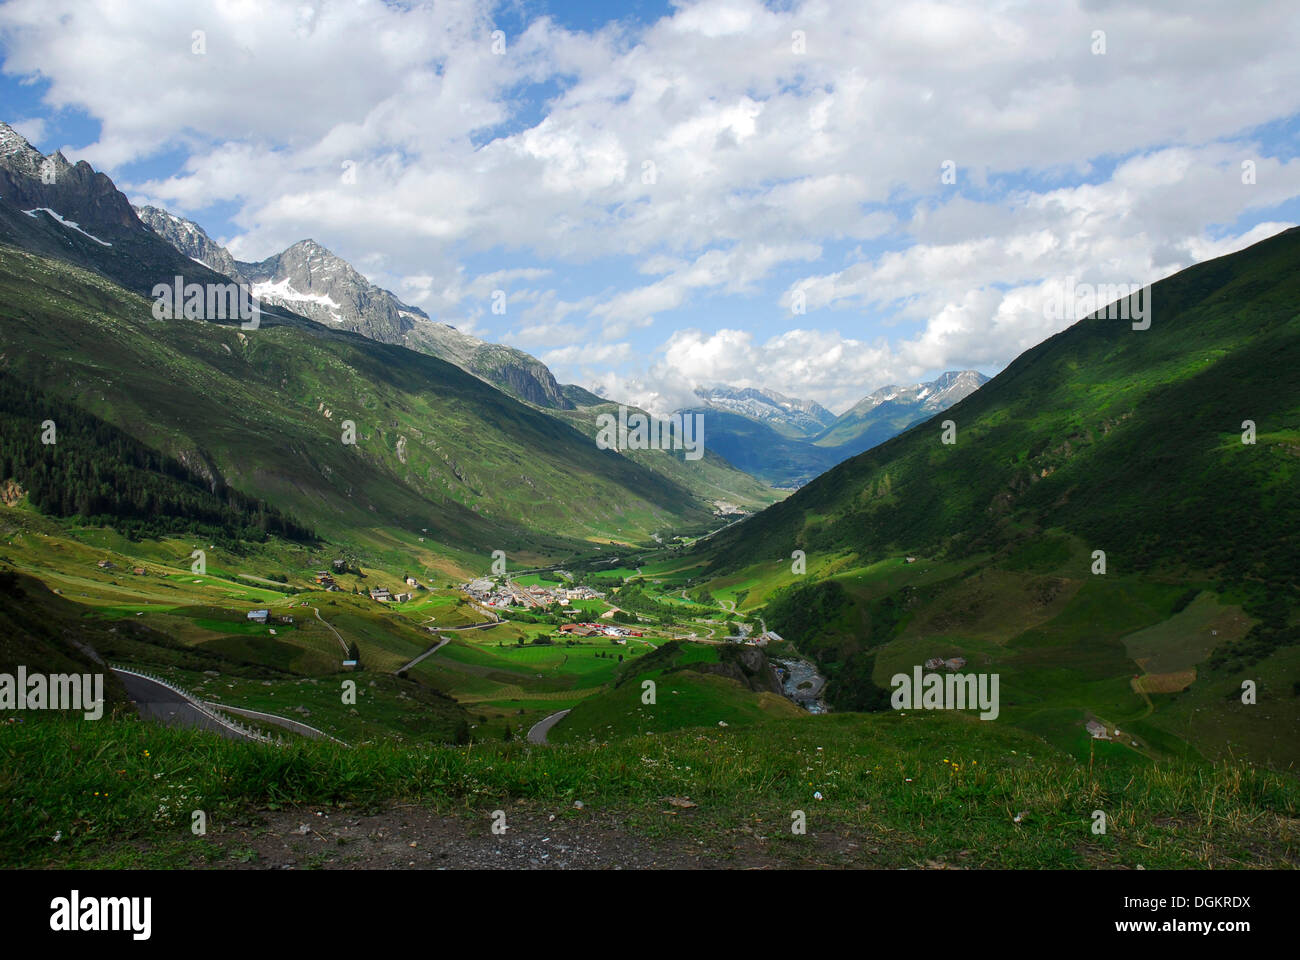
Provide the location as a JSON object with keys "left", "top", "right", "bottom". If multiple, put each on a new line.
{"left": 4, "top": 0, "right": 1300, "bottom": 410}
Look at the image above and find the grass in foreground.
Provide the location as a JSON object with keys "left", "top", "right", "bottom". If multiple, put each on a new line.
{"left": 2, "top": 710, "right": 1296, "bottom": 869}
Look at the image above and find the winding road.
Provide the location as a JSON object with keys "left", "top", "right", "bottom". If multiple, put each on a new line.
{"left": 527, "top": 709, "right": 571, "bottom": 745}
{"left": 206, "top": 702, "right": 348, "bottom": 745}
{"left": 397, "top": 636, "right": 450, "bottom": 673}
{"left": 113, "top": 668, "right": 258, "bottom": 742}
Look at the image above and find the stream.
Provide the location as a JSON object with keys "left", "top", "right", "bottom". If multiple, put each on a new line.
{"left": 773, "top": 657, "right": 829, "bottom": 714}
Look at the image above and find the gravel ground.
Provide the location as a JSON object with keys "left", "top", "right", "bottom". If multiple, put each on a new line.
{"left": 200, "top": 800, "right": 890, "bottom": 869}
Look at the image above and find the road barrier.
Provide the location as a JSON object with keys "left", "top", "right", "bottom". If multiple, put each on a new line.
{"left": 109, "top": 664, "right": 284, "bottom": 745}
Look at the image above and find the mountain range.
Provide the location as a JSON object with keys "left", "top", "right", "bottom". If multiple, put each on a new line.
{"left": 0, "top": 121, "right": 776, "bottom": 562}
{"left": 0, "top": 119, "right": 1003, "bottom": 536}
{"left": 681, "top": 371, "right": 989, "bottom": 487}
{"left": 134, "top": 204, "right": 577, "bottom": 411}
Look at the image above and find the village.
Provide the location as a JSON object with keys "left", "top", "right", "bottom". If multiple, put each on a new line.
{"left": 462, "top": 575, "right": 604, "bottom": 611}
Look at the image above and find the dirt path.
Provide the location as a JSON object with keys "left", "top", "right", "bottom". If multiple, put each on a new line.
{"left": 188, "top": 801, "right": 880, "bottom": 870}
{"left": 312, "top": 606, "right": 349, "bottom": 655}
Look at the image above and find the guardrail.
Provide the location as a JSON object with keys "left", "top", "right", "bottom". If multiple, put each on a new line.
{"left": 109, "top": 664, "right": 284, "bottom": 746}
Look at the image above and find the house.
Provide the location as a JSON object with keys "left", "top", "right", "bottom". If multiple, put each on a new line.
{"left": 369, "top": 587, "right": 392, "bottom": 602}
{"left": 1085, "top": 720, "right": 1109, "bottom": 739}
{"left": 395, "top": 592, "right": 413, "bottom": 603}
{"left": 943, "top": 657, "right": 968, "bottom": 671}
{"left": 405, "top": 577, "right": 419, "bottom": 587}
{"left": 97, "top": 559, "right": 114, "bottom": 569}
{"left": 332, "top": 559, "right": 346, "bottom": 571}
{"left": 132, "top": 567, "right": 147, "bottom": 576}
{"left": 905, "top": 556, "right": 917, "bottom": 564}
{"left": 924, "top": 657, "right": 945, "bottom": 670}
{"left": 247, "top": 610, "right": 269, "bottom": 624}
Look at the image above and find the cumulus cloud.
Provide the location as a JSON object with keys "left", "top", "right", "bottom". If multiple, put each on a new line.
{"left": 4, "top": 0, "right": 1300, "bottom": 408}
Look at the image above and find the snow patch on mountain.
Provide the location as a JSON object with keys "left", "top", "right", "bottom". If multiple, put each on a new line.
{"left": 23, "top": 207, "right": 113, "bottom": 246}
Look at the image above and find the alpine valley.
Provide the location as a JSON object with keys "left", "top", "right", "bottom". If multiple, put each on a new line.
{"left": 1, "top": 120, "right": 1296, "bottom": 871}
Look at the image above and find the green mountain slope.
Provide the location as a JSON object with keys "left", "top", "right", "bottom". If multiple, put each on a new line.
{"left": 695, "top": 227, "right": 1300, "bottom": 768}
{"left": 705, "top": 227, "right": 1300, "bottom": 586}
{"left": 676, "top": 407, "right": 842, "bottom": 487}
{"left": 0, "top": 244, "right": 723, "bottom": 561}
{"left": 546, "top": 399, "right": 782, "bottom": 516}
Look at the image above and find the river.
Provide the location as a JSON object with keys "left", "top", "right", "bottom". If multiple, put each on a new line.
{"left": 773, "top": 657, "right": 829, "bottom": 714}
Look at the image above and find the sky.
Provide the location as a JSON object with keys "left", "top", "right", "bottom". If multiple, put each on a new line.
{"left": 2, "top": 0, "right": 1299, "bottom": 416}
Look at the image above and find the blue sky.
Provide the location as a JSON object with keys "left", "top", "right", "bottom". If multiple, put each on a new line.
{"left": 3, "top": 0, "right": 1300, "bottom": 414}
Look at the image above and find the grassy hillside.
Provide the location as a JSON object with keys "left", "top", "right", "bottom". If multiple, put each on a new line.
{"left": 0, "top": 243, "right": 726, "bottom": 562}
{"left": 549, "top": 640, "right": 804, "bottom": 744}
{"left": 689, "top": 227, "right": 1300, "bottom": 770}
{"left": 704, "top": 227, "right": 1300, "bottom": 586}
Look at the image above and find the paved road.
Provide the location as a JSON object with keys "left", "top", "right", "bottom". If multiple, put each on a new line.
{"left": 527, "top": 709, "right": 571, "bottom": 745}
{"left": 208, "top": 702, "right": 348, "bottom": 745}
{"left": 397, "top": 636, "right": 449, "bottom": 673}
{"left": 113, "top": 669, "right": 254, "bottom": 742}
{"left": 441, "top": 616, "right": 502, "bottom": 631}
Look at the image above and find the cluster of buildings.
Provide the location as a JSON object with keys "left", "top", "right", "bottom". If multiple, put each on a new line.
{"left": 924, "top": 656, "right": 968, "bottom": 671}
{"left": 559, "top": 622, "right": 643, "bottom": 641}
{"left": 368, "top": 578, "right": 423, "bottom": 604}
{"left": 313, "top": 571, "right": 342, "bottom": 590}
{"left": 463, "top": 578, "right": 603, "bottom": 609}
{"left": 246, "top": 610, "right": 294, "bottom": 625}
